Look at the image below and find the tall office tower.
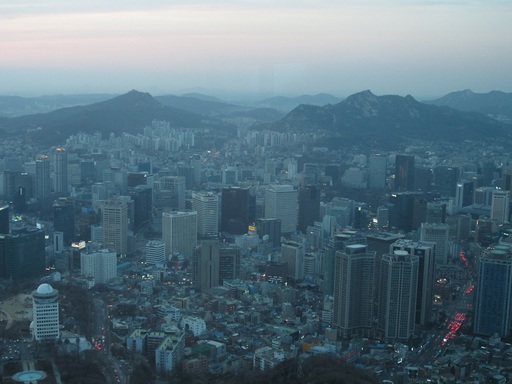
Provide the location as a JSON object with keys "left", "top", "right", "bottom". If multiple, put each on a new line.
{"left": 298, "top": 185, "right": 320, "bottom": 234}
{"left": 368, "top": 154, "right": 387, "bottom": 189}
{"left": 80, "top": 249, "right": 117, "bottom": 285}
{"left": 265, "top": 185, "right": 298, "bottom": 234}
{"left": 153, "top": 176, "right": 185, "bottom": 211}
{"left": 192, "top": 192, "right": 219, "bottom": 238}
{"left": 32, "top": 284, "right": 60, "bottom": 341}
{"left": 127, "top": 172, "right": 150, "bottom": 188}
{"left": 193, "top": 239, "right": 241, "bottom": 291}
{"left": 378, "top": 251, "right": 419, "bottom": 341}
{"left": 491, "top": 190, "right": 510, "bottom": 222}
{"left": 389, "top": 192, "right": 424, "bottom": 233}
{"left": 35, "top": 155, "right": 51, "bottom": 198}
{"left": 414, "top": 167, "right": 432, "bottom": 192}
{"left": 455, "top": 180, "right": 474, "bottom": 208}
{"left": 103, "top": 168, "right": 128, "bottom": 194}
{"left": 2, "top": 171, "right": 33, "bottom": 201}
{"left": 281, "top": 241, "right": 305, "bottom": 281}
{"left": 434, "top": 166, "right": 459, "bottom": 197}
{"left": 162, "top": 211, "right": 197, "bottom": 259}
{"left": 0, "top": 228, "right": 45, "bottom": 280}
{"left": 80, "top": 159, "right": 96, "bottom": 182}
{"left": 53, "top": 198, "right": 75, "bottom": 245}
{"left": 53, "top": 147, "right": 68, "bottom": 194}
{"left": 101, "top": 197, "right": 129, "bottom": 255}
{"left": 420, "top": 223, "right": 450, "bottom": 264}
{"left": 333, "top": 244, "right": 376, "bottom": 339}
{"left": 394, "top": 154, "right": 415, "bottom": 192}
{"left": 146, "top": 240, "right": 166, "bottom": 265}
{"left": 503, "top": 168, "right": 512, "bottom": 194}
{"left": 390, "top": 240, "right": 435, "bottom": 326}
{"left": 0, "top": 203, "right": 9, "bottom": 234}
{"left": 256, "top": 218, "right": 282, "bottom": 248}
{"left": 222, "top": 166, "right": 238, "bottom": 185}
{"left": 426, "top": 201, "right": 447, "bottom": 224}
{"left": 53, "top": 231, "right": 64, "bottom": 254}
{"left": 474, "top": 187, "right": 494, "bottom": 206}
{"left": 221, "top": 187, "right": 255, "bottom": 235}
{"left": 474, "top": 244, "right": 512, "bottom": 337}
{"left": 128, "top": 185, "right": 153, "bottom": 231}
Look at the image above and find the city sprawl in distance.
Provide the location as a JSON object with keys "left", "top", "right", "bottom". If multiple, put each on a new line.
{"left": 0, "top": 1, "right": 512, "bottom": 383}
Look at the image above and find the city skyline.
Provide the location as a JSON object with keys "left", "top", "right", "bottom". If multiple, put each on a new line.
{"left": 1, "top": 1, "right": 511, "bottom": 99}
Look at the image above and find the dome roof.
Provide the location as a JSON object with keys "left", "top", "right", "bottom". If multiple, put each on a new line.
{"left": 36, "top": 283, "right": 54, "bottom": 295}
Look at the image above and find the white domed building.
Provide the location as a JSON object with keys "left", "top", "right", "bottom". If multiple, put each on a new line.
{"left": 31, "top": 283, "right": 60, "bottom": 341}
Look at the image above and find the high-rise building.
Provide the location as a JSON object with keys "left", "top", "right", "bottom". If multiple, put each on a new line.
{"left": 35, "top": 155, "right": 51, "bottom": 198}
{"left": 390, "top": 239, "right": 435, "bottom": 326}
{"left": 162, "top": 211, "right": 197, "bottom": 258}
{"left": 378, "top": 250, "right": 419, "bottom": 341}
{"left": 0, "top": 203, "right": 9, "bottom": 234}
{"left": 53, "top": 198, "right": 75, "bottom": 245}
{"left": 221, "top": 187, "right": 255, "bottom": 235}
{"left": 474, "top": 244, "right": 512, "bottom": 337}
{"left": 434, "top": 166, "right": 459, "bottom": 197}
{"left": 256, "top": 218, "right": 282, "bottom": 248}
{"left": 146, "top": 240, "right": 166, "bottom": 265}
{"left": 389, "top": 192, "right": 424, "bottom": 233}
{"left": 153, "top": 176, "right": 185, "bottom": 211}
{"left": 420, "top": 223, "right": 450, "bottom": 264}
{"left": 281, "top": 241, "right": 304, "bottom": 281}
{"left": 192, "top": 192, "right": 219, "bottom": 238}
{"left": 298, "top": 185, "right": 320, "bottom": 234}
{"left": 193, "top": 239, "right": 240, "bottom": 291}
{"left": 0, "top": 228, "right": 45, "bottom": 280}
{"left": 53, "top": 147, "right": 68, "bottom": 194}
{"left": 80, "top": 249, "right": 117, "bottom": 285}
{"left": 491, "top": 190, "right": 510, "bottom": 222}
{"left": 128, "top": 185, "right": 153, "bottom": 231}
{"left": 265, "top": 185, "right": 298, "bottom": 234}
{"left": 455, "top": 180, "right": 474, "bottom": 208}
{"left": 333, "top": 244, "right": 375, "bottom": 338}
{"left": 31, "top": 284, "right": 60, "bottom": 341}
{"left": 2, "top": 171, "right": 33, "bottom": 201}
{"left": 394, "top": 154, "right": 415, "bottom": 192}
{"left": 425, "top": 201, "right": 447, "bottom": 224}
{"left": 368, "top": 154, "right": 387, "bottom": 189}
{"left": 101, "top": 197, "right": 129, "bottom": 255}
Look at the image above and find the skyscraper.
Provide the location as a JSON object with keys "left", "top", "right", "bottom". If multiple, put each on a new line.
{"left": 153, "top": 176, "right": 186, "bottom": 211}
{"left": 368, "top": 154, "right": 387, "bottom": 189}
{"left": 53, "top": 147, "right": 68, "bottom": 194}
{"left": 256, "top": 218, "right": 282, "bottom": 248}
{"left": 378, "top": 250, "right": 419, "bottom": 341}
{"left": 101, "top": 197, "right": 129, "bottom": 255}
{"left": 35, "top": 155, "right": 51, "bottom": 198}
{"left": 333, "top": 244, "right": 375, "bottom": 338}
{"left": 394, "top": 154, "right": 415, "bottom": 192}
{"left": 0, "top": 228, "right": 45, "bottom": 280}
{"left": 281, "top": 241, "right": 304, "bottom": 281}
{"left": 193, "top": 239, "right": 240, "bottom": 291}
{"left": 192, "top": 192, "right": 219, "bottom": 238}
{"left": 391, "top": 239, "right": 435, "bottom": 326}
{"left": 474, "top": 244, "right": 512, "bottom": 337}
{"left": 0, "top": 203, "right": 9, "bottom": 234}
{"left": 455, "top": 180, "right": 474, "bottom": 208}
{"left": 162, "top": 211, "right": 197, "bottom": 258}
{"left": 265, "top": 185, "right": 298, "bottom": 234}
{"left": 53, "top": 198, "right": 76, "bottom": 245}
{"left": 434, "top": 166, "right": 459, "bottom": 197}
{"left": 221, "top": 187, "right": 255, "bottom": 235}
{"left": 298, "top": 185, "right": 320, "bottom": 234}
{"left": 32, "top": 284, "right": 60, "bottom": 341}
{"left": 420, "top": 223, "right": 450, "bottom": 265}
{"left": 146, "top": 240, "right": 166, "bottom": 265}
{"left": 491, "top": 190, "right": 510, "bottom": 222}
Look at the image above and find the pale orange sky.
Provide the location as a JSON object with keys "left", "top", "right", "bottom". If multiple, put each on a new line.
{"left": 1, "top": 1, "right": 511, "bottom": 98}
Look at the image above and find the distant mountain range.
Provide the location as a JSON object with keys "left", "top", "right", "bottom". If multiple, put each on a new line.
{"left": 1, "top": 89, "right": 510, "bottom": 149}
{"left": 256, "top": 93, "right": 342, "bottom": 112}
{"left": 425, "top": 89, "right": 512, "bottom": 121}
{"left": 270, "top": 90, "right": 511, "bottom": 148}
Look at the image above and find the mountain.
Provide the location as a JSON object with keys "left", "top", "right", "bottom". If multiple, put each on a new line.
{"left": 0, "top": 93, "right": 115, "bottom": 117}
{"left": 425, "top": 89, "right": 512, "bottom": 121}
{"left": 156, "top": 94, "right": 284, "bottom": 122}
{"left": 256, "top": 93, "right": 342, "bottom": 112}
{"left": 0, "top": 90, "right": 209, "bottom": 146}
{"left": 271, "top": 90, "right": 511, "bottom": 148}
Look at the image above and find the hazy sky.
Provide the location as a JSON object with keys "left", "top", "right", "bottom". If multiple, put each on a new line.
{"left": 1, "top": 0, "right": 511, "bottom": 98}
